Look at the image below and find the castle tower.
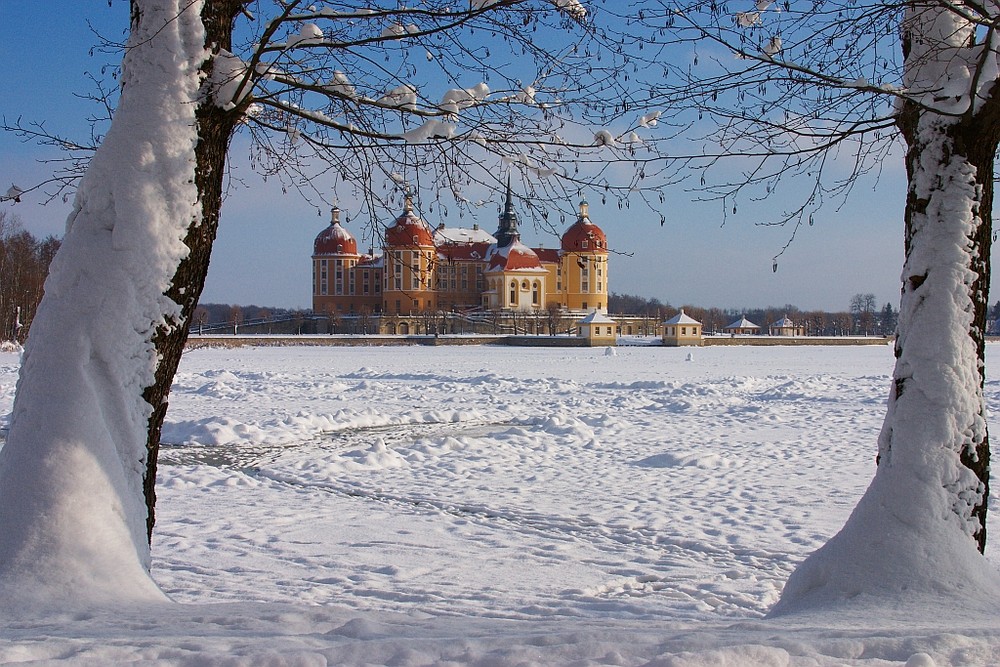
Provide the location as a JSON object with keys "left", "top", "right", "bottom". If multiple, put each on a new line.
{"left": 560, "top": 199, "right": 609, "bottom": 312}
{"left": 312, "top": 206, "right": 361, "bottom": 314}
{"left": 382, "top": 194, "right": 437, "bottom": 315}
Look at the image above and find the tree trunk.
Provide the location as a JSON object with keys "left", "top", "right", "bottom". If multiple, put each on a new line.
{"left": 0, "top": 0, "right": 224, "bottom": 606}
{"left": 892, "top": 102, "right": 997, "bottom": 553}
{"left": 771, "top": 105, "right": 1000, "bottom": 614}
{"left": 140, "top": 0, "right": 244, "bottom": 544}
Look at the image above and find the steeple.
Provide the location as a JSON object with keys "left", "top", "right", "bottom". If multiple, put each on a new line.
{"left": 495, "top": 174, "right": 520, "bottom": 248}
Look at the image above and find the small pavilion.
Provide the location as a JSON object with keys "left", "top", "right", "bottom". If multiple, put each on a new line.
{"left": 662, "top": 310, "right": 703, "bottom": 346}
{"left": 769, "top": 315, "right": 804, "bottom": 337}
{"left": 578, "top": 311, "right": 617, "bottom": 347}
{"left": 725, "top": 316, "right": 760, "bottom": 335}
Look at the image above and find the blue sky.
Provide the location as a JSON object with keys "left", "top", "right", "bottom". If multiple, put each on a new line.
{"left": 0, "top": 2, "right": 924, "bottom": 313}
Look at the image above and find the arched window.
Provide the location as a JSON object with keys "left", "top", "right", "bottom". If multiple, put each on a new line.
{"left": 509, "top": 280, "right": 517, "bottom": 305}
{"left": 532, "top": 282, "right": 540, "bottom": 305}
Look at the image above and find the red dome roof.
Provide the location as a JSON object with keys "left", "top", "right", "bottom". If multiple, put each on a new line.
{"left": 561, "top": 200, "right": 607, "bottom": 252}
{"left": 314, "top": 208, "right": 358, "bottom": 255}
{"left": 385, "top": 196, "right": 435, "bottom": 248}
{"left": 487, "top": 240, "right": 544, "bottom": 271}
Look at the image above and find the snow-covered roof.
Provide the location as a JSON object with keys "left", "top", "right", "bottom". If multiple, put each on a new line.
{"left": 534, "top": 248, "right": 561, "bottom": 264}
{"left": 725, "top": 316, "right": 759, "bottom": 330}
{"left": 561, "top": 201, "right": 607, "bottom": 252}
{"left": 578, "top": 311, "right": 616, "bottom": 325}
{"left": 357, "top": 254, "right": 383, "bottom": 268}
{"left": 314, "top": 208, "right": 358, "bottom": 256}
{"left": 773, "top": 316, "right": 796, "bottom": 327}
{"left": 484, "top": 239, "right": 546, "bottom": 273}
{"left": 434, "top": 225, "right": 497, "bottom": 245}
{"left": 438, "top": 242, "right": 491, "bottom": 262}
{"left": 385, "top": 196, "right": 435, "bottom": 248}
{"left": 663, "top": 309, "right": 701, "bottom": 326}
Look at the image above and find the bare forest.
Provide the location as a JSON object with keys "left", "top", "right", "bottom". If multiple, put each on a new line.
{"left": 0, "top": 211, "right": 59, "bottom": 343}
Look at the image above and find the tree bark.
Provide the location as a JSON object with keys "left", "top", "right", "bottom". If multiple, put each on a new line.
{"left": 893, "top": 99, "right": 997, "bottom": 552}
{"left": 140, "top": 0, "right": 245, "bottom": 542}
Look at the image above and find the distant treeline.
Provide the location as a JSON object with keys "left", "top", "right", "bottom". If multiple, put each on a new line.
{"left": 0, "top": 212, "right": 61, "bottom": 342}
{"left": 608, "top": 292, "right": 899, "bottom": 336}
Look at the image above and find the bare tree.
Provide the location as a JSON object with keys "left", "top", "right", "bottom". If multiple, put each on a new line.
{"left": 612, "top": 0, "right": 1000, "bottom": 610}
{"left": 192, "top": 305, "right": 209, "bottom": 334}
{"left": 0, "top": 0, "right": 674, "bottom": 599}
{"left": 850, "top": 293, "right": 877, "bottom": 335}
{"left": 572, "top": 0, "right": 1000, "bottom": 608}
{"left": 0, "top": 211, "right": 60, "bottom": 343}
{"left": 226, "top": 304, "right": 242, "bottom": 334}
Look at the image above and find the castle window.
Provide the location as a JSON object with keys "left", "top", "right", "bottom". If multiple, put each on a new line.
{"left": 510, "top": 281, "right": 517, "bottom": 305}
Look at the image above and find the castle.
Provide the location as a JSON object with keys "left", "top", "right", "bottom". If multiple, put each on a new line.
{"left": 312, "top": 183, "right": 609, "bottom": 319}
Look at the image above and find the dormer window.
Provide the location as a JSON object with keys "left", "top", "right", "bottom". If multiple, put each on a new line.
{"left": 582, "top": 240, "right": 589, "bottom": 249}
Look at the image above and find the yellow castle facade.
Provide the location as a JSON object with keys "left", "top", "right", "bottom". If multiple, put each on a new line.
{"left": 312, "top": 186, "right": 609, "bottom": 317}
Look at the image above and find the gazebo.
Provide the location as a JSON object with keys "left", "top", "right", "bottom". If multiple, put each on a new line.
{"left": 725, "top": 316, "right": 760, "bottom": 335}
{"left": 577, "top": 311, "right": 617, "bottom": 347}
{"left": 662, "top": 309, "right": 703, "bottom": 346}
{"left": 769, "top": 315, "right": 804, "bottom": 337}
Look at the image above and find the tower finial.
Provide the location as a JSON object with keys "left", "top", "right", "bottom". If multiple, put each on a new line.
{"left": 495, "top": 175, "right": 520, "bottom": 247}
{"left": 331, "top": 206, "right": 341, "bottom": 224}
{"left": 403, "top": 189, "right": 414, "bottom": 213}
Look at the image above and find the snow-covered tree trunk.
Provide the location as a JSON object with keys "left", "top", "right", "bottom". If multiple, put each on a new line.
{"left": 890, "top": 110, "right": 994, "bottom": 552}
{"left": 141, "top": 0, "right": 243, "bottom": 544}
{"left": 772, "top": 2, "right": 1000, "bottom": 613}
{"left": 0, "top": 0, "right": 235, "bottom": 606}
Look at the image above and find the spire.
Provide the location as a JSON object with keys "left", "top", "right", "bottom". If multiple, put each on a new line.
{"left": 503, "top": 173, "right": 515, "bottom": 218}
{"left": 403, "top": 189, "right": 414, "bottom": 214}
{"left": 495, "top": 174, "right": 521, "bottom": 247}
{"left": 578, "top": 199, "right": 590, "bottom": 220}
{"left": 330, "top": 206, "right": 341, "bottom": 225}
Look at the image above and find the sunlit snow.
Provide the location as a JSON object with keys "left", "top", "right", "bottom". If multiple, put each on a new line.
{"left": 2, "top": 343, "right": 999, "bottom": 664}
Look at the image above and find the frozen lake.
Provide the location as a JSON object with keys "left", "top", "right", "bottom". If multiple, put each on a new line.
{"left": 3, "top": 342, "right": 1000, "bottom": 665}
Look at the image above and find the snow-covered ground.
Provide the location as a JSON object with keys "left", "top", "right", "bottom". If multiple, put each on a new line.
{"left": 1, "top": 342, "right": 999, "bottom": 665}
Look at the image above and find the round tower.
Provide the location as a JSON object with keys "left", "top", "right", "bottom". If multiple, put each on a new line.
{"left": 560, "top": 200, "right": 609, "bottom": 312}
{"left": 313, "top": 207, "right": 361, "bottom": 314}
{"left": 383, "top": 194, "right": 437, "bottom": 314}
